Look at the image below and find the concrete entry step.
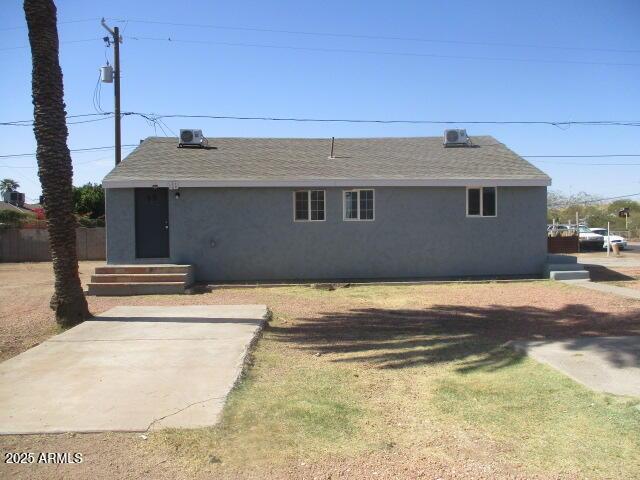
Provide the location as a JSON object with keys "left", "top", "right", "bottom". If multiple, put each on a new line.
{"left": 546, "top": 263, "right": 585, "bottom": 272}
{"left": 88, "top": 264, "right": 194, "bottom": 295}
{"left": 95, "top": 264, "right": 191, "bottom": 275}
{"left": 547, "top": 254, "right": 578, "bottom": 264}
{"left": 549, "top": 270, "right": 590, "bottom": 281}
{"left": 87, "top": 282, "right": 186, "bottom": 296}
{"left": 91, "top": 273, "right": 189, "bottom": 283}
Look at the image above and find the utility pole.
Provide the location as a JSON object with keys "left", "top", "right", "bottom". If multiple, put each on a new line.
{"left": 100, "top": 18, "right": 122, "bottom": 165}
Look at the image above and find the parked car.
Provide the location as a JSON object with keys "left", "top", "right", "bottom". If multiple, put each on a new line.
{"left": 589, "top": 228, "right": 627, "bottom": 250}
{"left": 548, "top": 224, "right": 568, "bottom": 231}
{"left": 547, "top": 224, "right": 574, "bottom": 234}
{"left": 578, "top": 226, "right": 604, "bottom": 250}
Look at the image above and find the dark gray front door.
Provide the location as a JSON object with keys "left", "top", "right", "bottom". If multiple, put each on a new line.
{"left": 135, "top": 188, "right": 169, "bottom": 258}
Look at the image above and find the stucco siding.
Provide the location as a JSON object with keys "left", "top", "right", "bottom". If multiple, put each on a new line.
{"left": 106, "top": 186, "right": 547, "bottom": 281}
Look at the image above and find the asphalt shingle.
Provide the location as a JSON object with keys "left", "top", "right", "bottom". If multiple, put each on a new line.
{"left": 103, "top": 136, "right": 550, "bottom": 186}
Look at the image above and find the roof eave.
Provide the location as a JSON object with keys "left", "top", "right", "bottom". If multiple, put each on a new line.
{"left": 103, "top": 178, "right": 551, "bottom": 188}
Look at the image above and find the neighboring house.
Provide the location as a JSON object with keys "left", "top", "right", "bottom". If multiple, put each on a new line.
{"left": 102, "top": 135, "right": 551, "bottom": 282}
{"left": 0, "top": 191, "right": 41, "bottom": 216}
{"left": 0, "top": 201, "right": 33, "bottom": 215}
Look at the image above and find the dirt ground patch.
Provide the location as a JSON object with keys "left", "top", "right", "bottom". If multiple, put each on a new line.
{"left": 1, "top": 262, "right": 640, "bottom": 479}
{"left": 0, "top": 262, "right": 102, "bottom": 361}
{"left": 613, "top": 279, "right": 640, "bottom": 291}
{"left": 586, "top": 265, "right": 640, "bottom": 283}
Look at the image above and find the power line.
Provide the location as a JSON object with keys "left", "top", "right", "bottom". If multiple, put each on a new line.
{"left": 110, "top": 18, "right": 640, "bottom": 55}
{"left": 126, "top": 35, "right": 640, "bottom": 68}
{"left": 75, "top": 154, "right": 124, "bottom": 166}
{"left": 549, "top": 192, "right": 640, "bottom": 207}
{"left": 532, "top": 160, "right": 640, "bottom": 166}
{"left": 525, "top": 153, "right": 640, "bottom": 165}
{"left": 0, "top": 37, "right": 102, "bottom": 52}
{"left": 133, "top": 112, "right": 640, "bottom": 127}
{"left": 3, "top": 111, "right": 640, "bottom": 127}
{"left": 0, "top": 17, "right": 101, "bottom": 31}
{"left": 3, "top": 115, "right": 114, "bottom": 126}
{"left": 0, "top": 144, "right": 137, "bottom": 159}
{"left": 2, "top": 139, "right": 640, "bottom": 167}
{"left": 0, "top": 112, "right": 112, "bottom": 126}
{"left": 0, "top": 148, "right": 137, "bottom": 169}
{"left": 524, "top": 154, "right": 640, "bottom": 158}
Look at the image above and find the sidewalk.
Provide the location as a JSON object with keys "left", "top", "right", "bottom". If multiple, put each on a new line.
{"left": 562, "top": 280, "right": 640, "bottom": 301}
{"left": 509, "top": 336, "right": 640, "bottom": 397}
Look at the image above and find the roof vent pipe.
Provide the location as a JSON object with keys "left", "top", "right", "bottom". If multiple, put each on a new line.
{"left": 329, "top": 137, "right": 335, "bottom": 159}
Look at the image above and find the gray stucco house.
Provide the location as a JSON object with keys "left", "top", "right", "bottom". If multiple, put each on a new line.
{"left": 102, "top": 135, "right": 551, "bottom": 282}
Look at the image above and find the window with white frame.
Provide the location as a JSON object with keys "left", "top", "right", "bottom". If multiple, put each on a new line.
{"left": 343, "top": 189, "right": 375, "bottom": 221}
{"left": 294, "top": 190, "right": 325, "bottom": 221}
{"left": 466, "top": 187, "right": 497, "bottom": 217}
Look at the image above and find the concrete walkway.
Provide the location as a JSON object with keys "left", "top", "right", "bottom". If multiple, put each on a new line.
{"left": 510, "top": 336, "right": 640, "bottom": 397}
{"left": 576, "top": 243, "right": 640, "bottom": 269}
{"left": 0, "top": 305, "right": 268, "bottom": 434}
{"left": 562, "top": 279, "right": 640, "bottom": 301}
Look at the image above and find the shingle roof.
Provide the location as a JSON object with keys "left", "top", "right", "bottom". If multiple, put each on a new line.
{"left": 103, "top": 136, "right": 551, "bottom": 187}
{"left": 0, "top": 201, "right": 33, "bottom": 214}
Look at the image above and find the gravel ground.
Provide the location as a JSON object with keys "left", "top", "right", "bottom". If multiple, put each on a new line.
{"left": 614, "top": 280, "right": 640, "bottom": 291}
{"left": 1, "top": 262, "right": 639, "bottom": 479}
{"left": 0, "top": 262, "right": 101, "bottom": 361}
{"left": 585, "top": 265, "right": 640, "bottom": 283}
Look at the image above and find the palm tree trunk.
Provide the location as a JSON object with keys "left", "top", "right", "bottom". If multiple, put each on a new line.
{"left": 24, "top": 0, "right": 90, "bottom": 326}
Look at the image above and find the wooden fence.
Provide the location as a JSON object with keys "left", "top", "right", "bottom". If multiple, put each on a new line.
{"left": 0, "top": 227, "right": 105, "bottom": 262}
{"left": 547, "top": 235, "right": 580, "bottom": 254}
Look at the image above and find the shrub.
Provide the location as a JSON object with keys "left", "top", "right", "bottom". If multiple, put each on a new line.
{"left": 76, "top": 215, "right": 105, "bottom": 228}
{"left": 0, "top": 210, "right": 33, "bottom": 228}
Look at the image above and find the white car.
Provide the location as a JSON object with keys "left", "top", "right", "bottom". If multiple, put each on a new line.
{"left": 590, "top": 228, "right": 627, "bottom": 250}
{"left": 577, "top": 226, "right": 605, "bottom": 250}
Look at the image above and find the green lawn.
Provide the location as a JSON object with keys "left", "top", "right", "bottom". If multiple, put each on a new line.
{"left": 151, "top": 284, "right": 640, "bottom": 478}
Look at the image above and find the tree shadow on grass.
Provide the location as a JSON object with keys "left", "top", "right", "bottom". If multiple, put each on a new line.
{"left": 271, "top": 304, "right": 640, "bottom": 371}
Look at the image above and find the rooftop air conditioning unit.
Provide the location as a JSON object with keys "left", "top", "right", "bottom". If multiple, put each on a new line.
{"left": 443, "top": 129, "right": 470, "bottom": 147}
{"left": 179, "top": 129, "right": 207, "bottom": 148}
{"left": 4, "top": 191, "right": 25, "bottom": 207}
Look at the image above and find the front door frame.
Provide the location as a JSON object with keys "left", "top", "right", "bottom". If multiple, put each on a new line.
{"left": 134, "top": 187, "right": 170, "bottom": 259}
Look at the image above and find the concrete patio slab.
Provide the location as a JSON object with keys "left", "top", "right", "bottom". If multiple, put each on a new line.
{"left": 0, "top": 305, "right": 268, "bottom": 434}
{"left": 510, "top": 336, "right": 640, "bottom": 397}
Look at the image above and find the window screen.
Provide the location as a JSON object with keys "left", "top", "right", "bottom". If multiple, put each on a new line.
{"left": 467, "top": 188, "right": 481, "bottom": 216}
{"left": 345, "top": 191, "right": 358, "bottom": 219}
{"left": 482, "top": 187, "right": 496, "bottom": 216}
{"left": 295, "top": 191, "right": 309, "bottom": 220}
{"left": 310, "top": 190, "right": 325, "bottom": 221}
{"left": 360, "top": 190, "right": 374, "bottom": 220}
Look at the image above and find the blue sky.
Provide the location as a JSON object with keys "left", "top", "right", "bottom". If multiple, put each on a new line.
{"left": 1, "top": 0, "right": 639, "bottom": 202}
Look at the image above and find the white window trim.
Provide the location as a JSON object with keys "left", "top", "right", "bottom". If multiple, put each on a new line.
{"left": 342, "top": 189, "right": 375, "bottom": 221}
{"left": 292, "top": 190, "right": 326, "bottom": 222}
{"left": 466, "top": 186, "right": 498, "bottom": 218}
